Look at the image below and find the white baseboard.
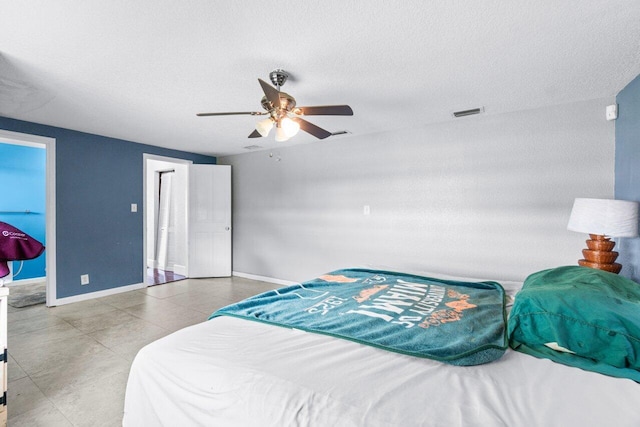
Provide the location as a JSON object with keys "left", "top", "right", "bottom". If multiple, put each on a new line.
{"left": 7, "top": 276, "right": 46, "bottom": 286}
{"left": 232, "top": 271, "right": 297, "bottom": 287}
{"left": 173, "top": 264, "right": 187, "bottom": 276}
{"left": 49, "top": 282, "right": 147, "bottom": 306}
{"left": 49, "top": 272, "right": 291, "bottom": 307}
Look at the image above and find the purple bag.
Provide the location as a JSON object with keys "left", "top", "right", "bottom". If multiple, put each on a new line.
{"left": 0, "top": 221, "right": 45, "bottom": 278}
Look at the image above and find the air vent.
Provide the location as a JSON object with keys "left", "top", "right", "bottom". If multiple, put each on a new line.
{"left": 243, "top": 145, "right": 263, "bottom": 150}
{"left": 330, "top": 130, "right": 351, "bottom": 136}
{"left": 453, "top": 107, "right": 484, "bottom": 118}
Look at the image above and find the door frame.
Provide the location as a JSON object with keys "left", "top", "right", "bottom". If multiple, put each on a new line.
{"left": 0, "top": 129, "right": 57, "bottom": 306}
{"left": 143, "top": 154, "right": 192, "bottom": 285}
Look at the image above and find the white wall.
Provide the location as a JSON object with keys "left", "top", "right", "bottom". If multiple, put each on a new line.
{"left": 220, "top": 98, "right": 615, "bottom": 283}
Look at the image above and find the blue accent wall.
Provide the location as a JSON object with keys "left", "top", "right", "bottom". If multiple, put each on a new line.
{"left": 0, "top": 116, "right": 216, "bottom": 298}
{"left": 0, "top": 143, "right": 46, "bottom": 279}
{"left": 615, "top": 74, "right": 640, "bottom": 282}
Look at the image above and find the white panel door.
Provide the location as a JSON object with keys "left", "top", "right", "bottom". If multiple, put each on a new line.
{"left": 188, "top": 164, "right": 231, "bottom": 278}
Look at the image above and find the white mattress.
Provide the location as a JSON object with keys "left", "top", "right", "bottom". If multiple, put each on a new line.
{"left": 124, "top": 315, "right": 640, "bottom": 426}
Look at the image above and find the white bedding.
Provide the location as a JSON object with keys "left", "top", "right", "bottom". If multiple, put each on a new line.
{"left": 124, "top": 315, "right": 640, "bottom": 426}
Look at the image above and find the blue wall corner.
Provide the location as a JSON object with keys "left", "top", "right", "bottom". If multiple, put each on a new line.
{"left": 615, "top": 73, "right": 640, "bottom": 282}
{"left": 0, "top": 143, "right": 46, "bottom": 280}
{"left": 0, "top": 116, "right": 216, "bottom": 298}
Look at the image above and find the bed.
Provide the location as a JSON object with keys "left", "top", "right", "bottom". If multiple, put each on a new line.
{"left": 123, "top": 267, "right": 640, "bottom": 426}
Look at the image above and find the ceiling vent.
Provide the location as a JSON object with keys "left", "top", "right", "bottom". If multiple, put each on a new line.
{"left": 243, "top": 145, "right": 263, "bottom": 150}
{"left": 453, "top": 107, "right": 484, "bottom": 118}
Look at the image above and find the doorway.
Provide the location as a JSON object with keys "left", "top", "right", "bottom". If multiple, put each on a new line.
{"left": 0, "top": 129, "right": 56, "bottom": 307}
{"left": 144, "top": 155, "right": 191, "bottom": 286}
{"left": 143, "top": 156, "right": 232, "bottom": 285}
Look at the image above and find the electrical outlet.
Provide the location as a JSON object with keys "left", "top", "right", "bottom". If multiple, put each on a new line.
{"left": 81, "top": 274, "right": 90, "bottom": 285}
{"left": 131, "top": 203, "right": 138, "bottom": 212}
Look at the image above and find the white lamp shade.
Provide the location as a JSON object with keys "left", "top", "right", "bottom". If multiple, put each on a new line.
{"left": 255, "top": 118, "right": 274, "bottom": 137}
{"left": 280, "top": 117, "right": 300, "bottom": 138}
{"left": 567, "top": 198, "right": 639, "bottom": 237}
{"left": 275, "top": 126, "right": 290, "bottom": 142}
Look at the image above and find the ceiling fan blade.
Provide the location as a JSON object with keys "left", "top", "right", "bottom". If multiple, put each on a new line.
{"left": 197, "top": 111, "right": 263, "bottom": 117}
{"left": 258, "top": 78, "right": 281, "bottom": 109}
{"left": 296, "top": 105, "right": 353, "bottom": 116}
{"left": 248, "top": 129, "right": 262, "bottom": 138}
{"left": 291, "top": 117, "right": 332, "bottom": 139}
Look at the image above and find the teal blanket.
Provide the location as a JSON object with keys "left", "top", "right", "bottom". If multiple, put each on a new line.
{"left": 210, "top": 269, "right": 507, "bottom": 365}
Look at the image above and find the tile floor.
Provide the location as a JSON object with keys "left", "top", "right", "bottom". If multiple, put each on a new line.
{"left": 145, "top": 268, "right": 186, "bottom": 286}
{"left": 7, "top": 276, "right": 280, "bottom": 426}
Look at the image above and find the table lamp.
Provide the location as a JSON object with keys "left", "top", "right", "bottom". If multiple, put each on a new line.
{"left": 567, "top": 198, "right": 639, "bottom": 274}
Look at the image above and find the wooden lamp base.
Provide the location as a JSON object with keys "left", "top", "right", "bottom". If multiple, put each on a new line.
{"left": 578, "top": 234, "right": 621, "bottom": 274}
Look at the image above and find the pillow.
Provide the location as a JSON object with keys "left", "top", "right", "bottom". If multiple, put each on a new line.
{"left": 508, "top": 265, "right": 640, "bottom": 382}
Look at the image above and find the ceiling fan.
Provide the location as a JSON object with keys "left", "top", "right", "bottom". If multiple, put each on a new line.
{"left": 197, "top": 69, "right": 353, "bottom": 142}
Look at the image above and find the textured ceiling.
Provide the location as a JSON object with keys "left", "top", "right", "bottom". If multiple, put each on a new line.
{"left": 1, "top": 1, "right": 640, "bottom": 156}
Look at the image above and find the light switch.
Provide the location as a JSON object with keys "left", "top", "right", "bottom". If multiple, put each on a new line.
{"left": 131, "top": 203, "right": 138, "bottom": 212}
{"left": 363, "top": 205, "right": 370, "bottom": 215}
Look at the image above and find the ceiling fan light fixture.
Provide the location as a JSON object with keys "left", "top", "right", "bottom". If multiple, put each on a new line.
{"left": 281, "top": 117, "right": 300, "bottom": 138}
{"left": 198, "top": 70, "right": 353, "bottom": 142}
{"left": 275, "top": 126, "right": 290, "bottom": 142}
{"left": 255, "top": 117, "right": 274, "bottom": 137}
